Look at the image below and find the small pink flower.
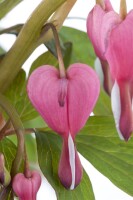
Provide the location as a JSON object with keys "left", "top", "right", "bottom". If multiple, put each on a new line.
{"left": 12, "top": 171, "right": 41, "bottom": 200}
{"left": 86, "top": 0, "right": 121, "bottom": 94}
{"left": 105, "top": 10, "right": 133, "bottom": 140}
{"left": 27, "top": 63, "right": 100, "bottom": 189}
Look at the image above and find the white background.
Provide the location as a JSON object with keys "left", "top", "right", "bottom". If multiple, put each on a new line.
{"left": 0, "top": 0, "right": 133, "bottom": 200}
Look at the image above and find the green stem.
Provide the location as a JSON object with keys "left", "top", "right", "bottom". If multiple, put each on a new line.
{"left": 43, "top": 23, "right": 66, "bottom": 78}
{"left": 0, "top": 0, "right": 66, "bottom": 92}
{"left": 0, "top": 119, "right": 11, "bottom": 140}
{"left": 0, "top": 93, "right": 24, "bottom": 177}
{"left": 37, "top": 0, "right": 77, "bottom": 45}
{"left": 24, "top": 145, "right": 32, "bottom": 178}
{"left": 4, "top": 128, "right": 34, "bottom": 137}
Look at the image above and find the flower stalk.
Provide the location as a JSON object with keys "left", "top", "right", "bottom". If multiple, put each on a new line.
{"left": 23, "top": 146, "right": 32, "bottom": 178}
{"left": 120, "top": 0, "right": 127, "bottom": 20}
{"left": 43, "top": 23, "right": 66, "bottom": 78}
{"left": 0, "top": 119, "right": 11, "bottom": 140}
{"left": 0, "top": 0, "right": 77, "bottom": 92}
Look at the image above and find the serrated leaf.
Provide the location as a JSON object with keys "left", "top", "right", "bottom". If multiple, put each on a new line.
{"left": 36, "top": 131, "right": 95, "bottom": 200}
{"left": 59, "top": 27, "right": 96, "bottom": 66}
{"left": 77, "top": 116, "right": 133, "bottom": 196}
{"left": 4, "top": 69, "right": 39, "bottom": 122}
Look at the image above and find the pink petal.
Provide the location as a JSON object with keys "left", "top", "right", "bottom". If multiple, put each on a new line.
{"left": 104, "top": 0, "right": 113, "bottom": 11}
{"left": 12, "top": 172, "right": 41, "bottom": 200}
{"left": 87, "top": 5, "right": 106, "bottom": 60}
{"left": 27, "top": 64, "right": 100, "bottom": 137}
{"left": 87, "top": 4, "right": 121, "bottom": 60}
{"left": 100, "top": 59, "right": 114, "bottom": 95}
{"left": 58, "top": 78, "right": 68, "bottom": 107}
{"left": 111, "top": 80, "right": 133, "bottom": 141}
{"left": 27, "top": 63, "right": 100, "bottom": 189}
{"left": 58, "top": 134, "right": 82, "bottom": 189}
{"left": 27, "top": 65, "right": 69, "bottom": 137}
{"left": 31, "top": 171, "right": 41, "bottom": 200}
{"left": 100, "top": 11, "right": 121, "bottom": 57}
{"left": 12, "top": 173, "right": 32, "bottom": 200}
{"left": 105, "top": 10, "right": 133, "bottom": 80}
{"left": 67, "top": 63, "right": 100, "bottom": 137}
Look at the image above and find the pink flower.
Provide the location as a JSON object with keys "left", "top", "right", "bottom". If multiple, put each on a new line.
{"left": 27, "top": 63, "right": 100, "bottom": 189}
{"left": 105, "top": 10, "right": 133, "bottom": 141}
{"left": 86, "top": 0, "right": 121, "bottom": 95}
{"left": 12, "top": 171, "right": 41, "bottom": 200}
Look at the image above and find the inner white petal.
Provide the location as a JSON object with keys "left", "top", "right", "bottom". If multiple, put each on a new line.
{"left": 68, "top": 133, "right": 75, "bottom": 190}
{"left": 94, "top": 57, "right": 104, "bottom": 85}
{"left": 111, "top": 81, "right": 124, "bottom": 140}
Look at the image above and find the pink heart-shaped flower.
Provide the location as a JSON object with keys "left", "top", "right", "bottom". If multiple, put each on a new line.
{"left": 27, "top": 63, "right": 100, "bottom": 189}
{"left": 27, "top": 63, "right": 99, "bottom": 137}
{"left": 12, "top": 171, "right": 41, "bottom": 200}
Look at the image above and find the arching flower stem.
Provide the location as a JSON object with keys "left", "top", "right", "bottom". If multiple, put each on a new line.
{"left": 43, "top": 23, "right": 66, "bottom": 78}
{"left": 0, "top": 93, "right": 24, "bottom": 177}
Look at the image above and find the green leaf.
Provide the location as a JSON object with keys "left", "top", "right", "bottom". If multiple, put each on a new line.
{"left": 25, "top": 134, "right": 37, "bottom": 163}
{"left": 93, "top": 88, "right": 112, "bottom": 115}
{"left": 0, "top": 137, "right": 16, "bottom": 171}
{"left": 0, "top": 0, "right": 22, "bottom": 19}
{"left": 36, "top": 131, "right": 95, "bottom": 200}
{"left": 45, "top": 38, "right": 72, "bottom": 68}
{"left": 77, "top": 116, "right": 133, "bottom": 196}
{"left": 23, "top": 116, "right": 47, "bottom": 129}
{"left": 0, "top": 0, "right": 66, "bottom": 92}
{"left": 59, "top": 27, "right": 112, "bottom": 116}
{"left": 0, "top": 24, "right": 23, "bottom": 36}
{"left": 0, "top": 54, "right": 5, "bottom": 64}
{"left": 9, "top": 133, "right": 37, "bottom": 164}
{"left": 59, "top": 26, "right": 96, "bottom": 66}
{"left": 30, "top": 42, "right": 72, "bottom": 76}
{"left": 4, "top": 69, "right": 39, "bottom": 122}
{"left": 29, "top": 51, "right": 58, "bottom": 76}
{"left": 0, "top": 46, "right": 5, "bottom": 55}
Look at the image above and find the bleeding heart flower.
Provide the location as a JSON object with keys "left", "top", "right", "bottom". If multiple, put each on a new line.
{"left": 27, "top": 63, "right": 100, "bottom": 189}
{"left": 12, "top": 171, "right": 41, "bottom": 200}
{"left": 105, "top": 10, "right": 133, "bottom": 141}
{"left": 86, "top": 0, "right": 121, "bottom": 95}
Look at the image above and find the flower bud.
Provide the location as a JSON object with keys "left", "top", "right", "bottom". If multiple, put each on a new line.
{"left": 0, "top": 153, "right": 11, "bottom": 186}
{"left": 12, "top": 171, "right": 41, "bottom": 200}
